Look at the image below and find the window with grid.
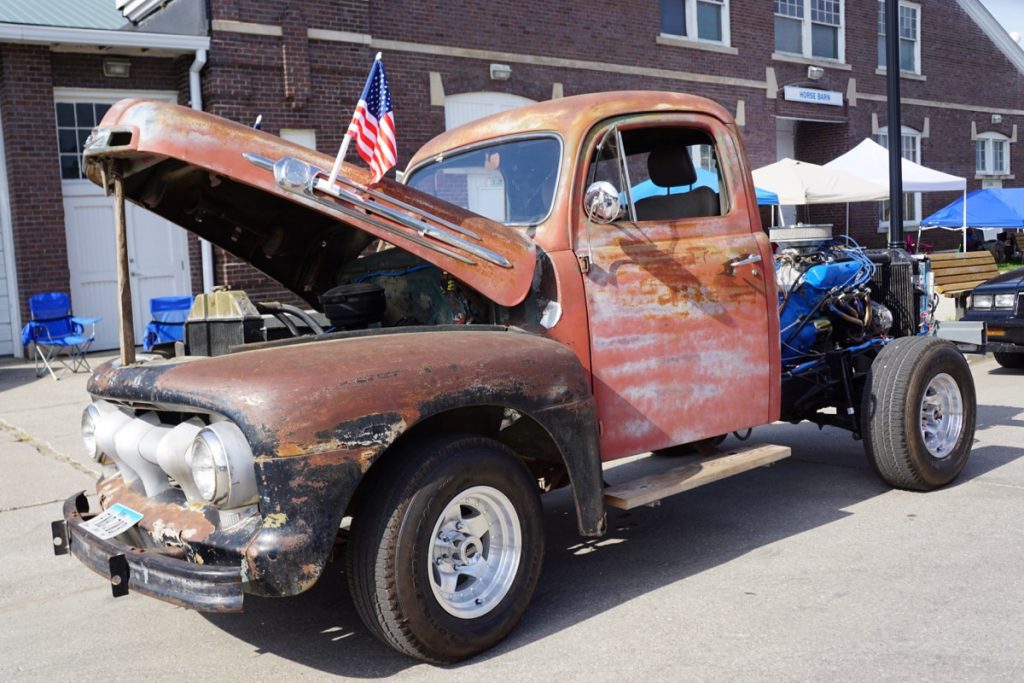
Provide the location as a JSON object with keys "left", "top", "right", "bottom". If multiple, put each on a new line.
{"left": 810, "top": 1, "right": 840, "bottom": 59}
{"left": 774, "top": 0, "right": 804, "bottom": 54}
{"left": 976, "top": 133, "right": 1010, "bottom": 176}
{"left": 877, "top": 126, "right": 922, "bottom": 226}
{"left": 661, "top": 0, "right": 729, "bottom": 44}
{"left": 55, "top": 101, "right": 111, "bottom": 180}
{"left": 877, "top": 1, "right": 921, "bottom": 73}
{"left": 775, "top": 0, "right": 843, "bottom": 60}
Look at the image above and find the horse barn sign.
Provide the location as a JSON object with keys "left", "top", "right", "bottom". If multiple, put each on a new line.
{"left": 783, "top": 85, "right": 844, "bottom": 107}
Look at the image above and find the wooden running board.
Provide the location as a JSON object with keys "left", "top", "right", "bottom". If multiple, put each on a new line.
{"left": 603, "top": 443, "right": 791, "bottom": 510}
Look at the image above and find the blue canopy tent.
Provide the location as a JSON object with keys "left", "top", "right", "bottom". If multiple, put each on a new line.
{"left": 631, "top": 167, "right": 779, "bottom": 206}
{"left": 922, "top": 188, "right": 1024, "bottom": 229}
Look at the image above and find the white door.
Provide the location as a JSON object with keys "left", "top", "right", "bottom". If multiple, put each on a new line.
{"left": 57, "top": 90, "right": 191, "bottom": 351}
{"left": 443, "top": 92, "right": 535, "bottom": 130}
{"left": 775, "top": 117, "right": 797, "bottom": 226}
{"left": 63, "top": 187, "right": 191, "bottom": 351}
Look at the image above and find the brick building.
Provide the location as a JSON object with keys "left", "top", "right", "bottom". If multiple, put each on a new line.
{"left": 1, "top": 0, "right": 1022, "bottom": 354}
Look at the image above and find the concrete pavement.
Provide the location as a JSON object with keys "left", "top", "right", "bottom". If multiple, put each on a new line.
{"left": 1, "top": 351, "right": 1023, "bottom": 680}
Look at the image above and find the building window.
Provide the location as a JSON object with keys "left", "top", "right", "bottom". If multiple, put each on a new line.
{"left": 55, "top": 101, "right": 112, "bottom": 180}
{"left": 660, "top": 0, "right": 730, "bottom": 45}
{"left": 976, "top": 132, "right": 1010, "bottom": 176}
{"left": 878, "top": 1, "right": 921, "bottom": 74}
{"left": 774, "top": 0, "right": 844, "bottom": 61}
{"left": 878, "top": 125, "right": 922, "bottom": 227}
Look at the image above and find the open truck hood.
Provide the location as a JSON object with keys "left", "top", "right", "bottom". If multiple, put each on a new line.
{"left": 82, "top": 100, "right": 536, "bottom": 308}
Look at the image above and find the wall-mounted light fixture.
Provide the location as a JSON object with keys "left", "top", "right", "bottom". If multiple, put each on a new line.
{"left": 103, "top": 59, "right": 131, "bottom": 78}
{"left": 489, "top": 63, "right": 512, "bottom": 81}
{"left": 992, "top": 114, "right": 1003, "bottom": 124}
{"left": 807, "top": 65, "right": 825, "bottom": 80}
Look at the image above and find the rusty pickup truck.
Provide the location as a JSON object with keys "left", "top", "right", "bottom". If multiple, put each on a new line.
{"left": 52, "top": 92, "right": 976, "bottom": 663}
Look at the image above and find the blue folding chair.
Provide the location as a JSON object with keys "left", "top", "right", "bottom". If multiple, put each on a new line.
{"left": 20, "top": 292, "right": 100, "bottom": 380}
{"left": 143, "top": 295, "right": 193, "bottom": 352}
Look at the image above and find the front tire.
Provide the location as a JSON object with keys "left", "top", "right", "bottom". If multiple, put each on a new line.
{"left": 993, "top": 351, "right": 1024, "bottom": 369}
{"left": 346, "top": 434, "right": 544, "bottom": 663}
{"left": 861, "top": 337, "right": 976, "bottom": 491}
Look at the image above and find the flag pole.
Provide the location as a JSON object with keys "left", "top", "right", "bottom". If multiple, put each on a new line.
{"left": 326, "top": 135, "right": 351, "bottom": 188}
{"left": 326, "top": 52, "right": 383, "bottom": 188}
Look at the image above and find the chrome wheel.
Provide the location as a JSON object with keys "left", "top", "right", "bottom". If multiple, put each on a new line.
{"left": 919, "top": 372, "right": 964, "bottom": 459}
{"left": 428, "top": 485, "right": 522, "bottom": 619}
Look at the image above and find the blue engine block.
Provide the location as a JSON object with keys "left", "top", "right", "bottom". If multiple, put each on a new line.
{"left": 779, "top": 260, "right": 865, "bottom": 363}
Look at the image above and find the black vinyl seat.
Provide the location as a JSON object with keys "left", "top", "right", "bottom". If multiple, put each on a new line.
{"left": 634, "top": 145, "right": 720, "bottom": 221}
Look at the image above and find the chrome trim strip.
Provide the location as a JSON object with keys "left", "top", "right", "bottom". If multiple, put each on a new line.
{"left": 312, "top": 178, "right": 511, "bottom": 268}
{"left": 244, "top": 153, "right": 513, "bottom": 268}
{"left": 247, "top": 153, "right": 476, "bottom": 241}
{"left": 242, "top": 152, "right": 274, "bottom": 171}
{"left": 329, "top": 173, "right": 481, "bottom": 241}
{"left": 299, "top": 181, "right": 476, "bottom": 265}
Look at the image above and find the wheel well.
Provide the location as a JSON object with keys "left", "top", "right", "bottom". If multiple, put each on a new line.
{"left": 343, "top": 405, "right": 569, "bottom": 517}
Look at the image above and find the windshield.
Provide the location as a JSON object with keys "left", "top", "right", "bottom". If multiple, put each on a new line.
{"left": 405, "top": 136, "right": 560, "bottom": 226}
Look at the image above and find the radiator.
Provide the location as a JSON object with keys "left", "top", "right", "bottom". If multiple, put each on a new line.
{"left": 865, "top": 248, "right": 919, "bottom": 337}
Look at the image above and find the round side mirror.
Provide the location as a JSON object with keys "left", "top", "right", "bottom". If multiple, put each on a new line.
{"left": 584, "top": 181, "right": 622, "bottom": 224}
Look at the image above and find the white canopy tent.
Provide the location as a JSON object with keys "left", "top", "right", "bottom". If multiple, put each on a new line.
{"left": 751, "top": 158, "right": 888, "bottom": 231}
{"left": 824, "top": 138, "right": 968, "bottom": 248}
{"left": 752, "top": 158, "right": 888, "bottom": 205}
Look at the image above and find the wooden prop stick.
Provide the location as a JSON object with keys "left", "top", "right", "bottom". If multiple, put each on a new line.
{"left": 112, "top": 165, "right": 136, "bottom": 366}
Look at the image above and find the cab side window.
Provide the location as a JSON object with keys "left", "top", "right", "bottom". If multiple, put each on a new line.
{"left": 589, "top": 126, "right": 726, "bottom": 222}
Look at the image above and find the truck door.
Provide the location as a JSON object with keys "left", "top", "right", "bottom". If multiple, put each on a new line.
{"left": 576, "top": 116, "right": 779, "bottom": 460}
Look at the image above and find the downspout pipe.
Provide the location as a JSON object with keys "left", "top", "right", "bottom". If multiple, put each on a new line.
{"left": 189, "top": 48, "right": 214, "bottom": 293}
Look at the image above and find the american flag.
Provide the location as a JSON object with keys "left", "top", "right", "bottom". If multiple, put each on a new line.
{"left": 346, "top": 57, "right": 396, "bottom": 183}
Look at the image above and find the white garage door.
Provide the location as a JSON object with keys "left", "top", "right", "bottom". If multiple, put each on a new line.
{"left": 443, "top": 92, "right": 535, "bottom": 130}
{"left": 57, "top": 89, "right": 192, "bottom": 351}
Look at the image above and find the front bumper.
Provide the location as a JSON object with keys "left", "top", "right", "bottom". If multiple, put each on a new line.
{"left": 52, "top": 493, "right": 244, "bottom": 612}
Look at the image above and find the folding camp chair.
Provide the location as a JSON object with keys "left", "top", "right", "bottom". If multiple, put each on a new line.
{"left": 20, "top": 292, "right": 100, "bottom": 380}
{"left": 143, "top": 295, "right": 193, "bottom": 352}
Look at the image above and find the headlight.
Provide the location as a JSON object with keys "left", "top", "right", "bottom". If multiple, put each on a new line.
{"left": 81, "top": 404, "right": 101, "bottom": 460}
{"left": 187, "top": 433, "right": 219, "bottom": 501}
{"left": 972, "top": 294, "right": 993, "bottom": 309}
{"left": 186, "top": 421, "right": 257, "bottom": 508}
{"left": 995, "top": 293, "right": 1016, "bottom": 309}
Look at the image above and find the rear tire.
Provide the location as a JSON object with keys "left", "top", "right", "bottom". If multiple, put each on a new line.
{"left": 346, "top": 434, "right": 544, "bottom": 663}
{"left": 993, "top": 351, "right": 1024, "bottom": 369}
{"left": 861, "top": 337, "right": 975, "bottom": 491}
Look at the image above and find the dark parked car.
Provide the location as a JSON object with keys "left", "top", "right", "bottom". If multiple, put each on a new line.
{"left": 963, "top": 267, "right": 1024, "bottom": 368}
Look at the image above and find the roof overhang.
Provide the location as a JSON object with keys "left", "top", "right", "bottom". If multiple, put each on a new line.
{"left": 956, "top": 0, "right": 1024, "bottom": 77}
{"left": 0, "top": 22, "right": 208, "bottom": 54}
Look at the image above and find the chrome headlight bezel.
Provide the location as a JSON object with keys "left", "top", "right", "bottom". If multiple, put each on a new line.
{"left": 81, "top": 404, "right": 102, "bottom": 461}
{"left": 186, "top": 421, "right": 257, "bottom": 509}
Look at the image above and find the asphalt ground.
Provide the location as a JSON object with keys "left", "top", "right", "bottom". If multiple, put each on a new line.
{"left": 1, "top": 351, "right": 1022, "bottom": 681}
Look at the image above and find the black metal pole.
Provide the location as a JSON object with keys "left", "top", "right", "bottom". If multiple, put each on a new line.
{"left": 885, "top": 0, "right": 904, "bottom": 249}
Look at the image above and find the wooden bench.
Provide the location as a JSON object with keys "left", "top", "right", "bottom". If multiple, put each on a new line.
{"left": 929, "top": 250, "right": 999, "bottom": 297}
